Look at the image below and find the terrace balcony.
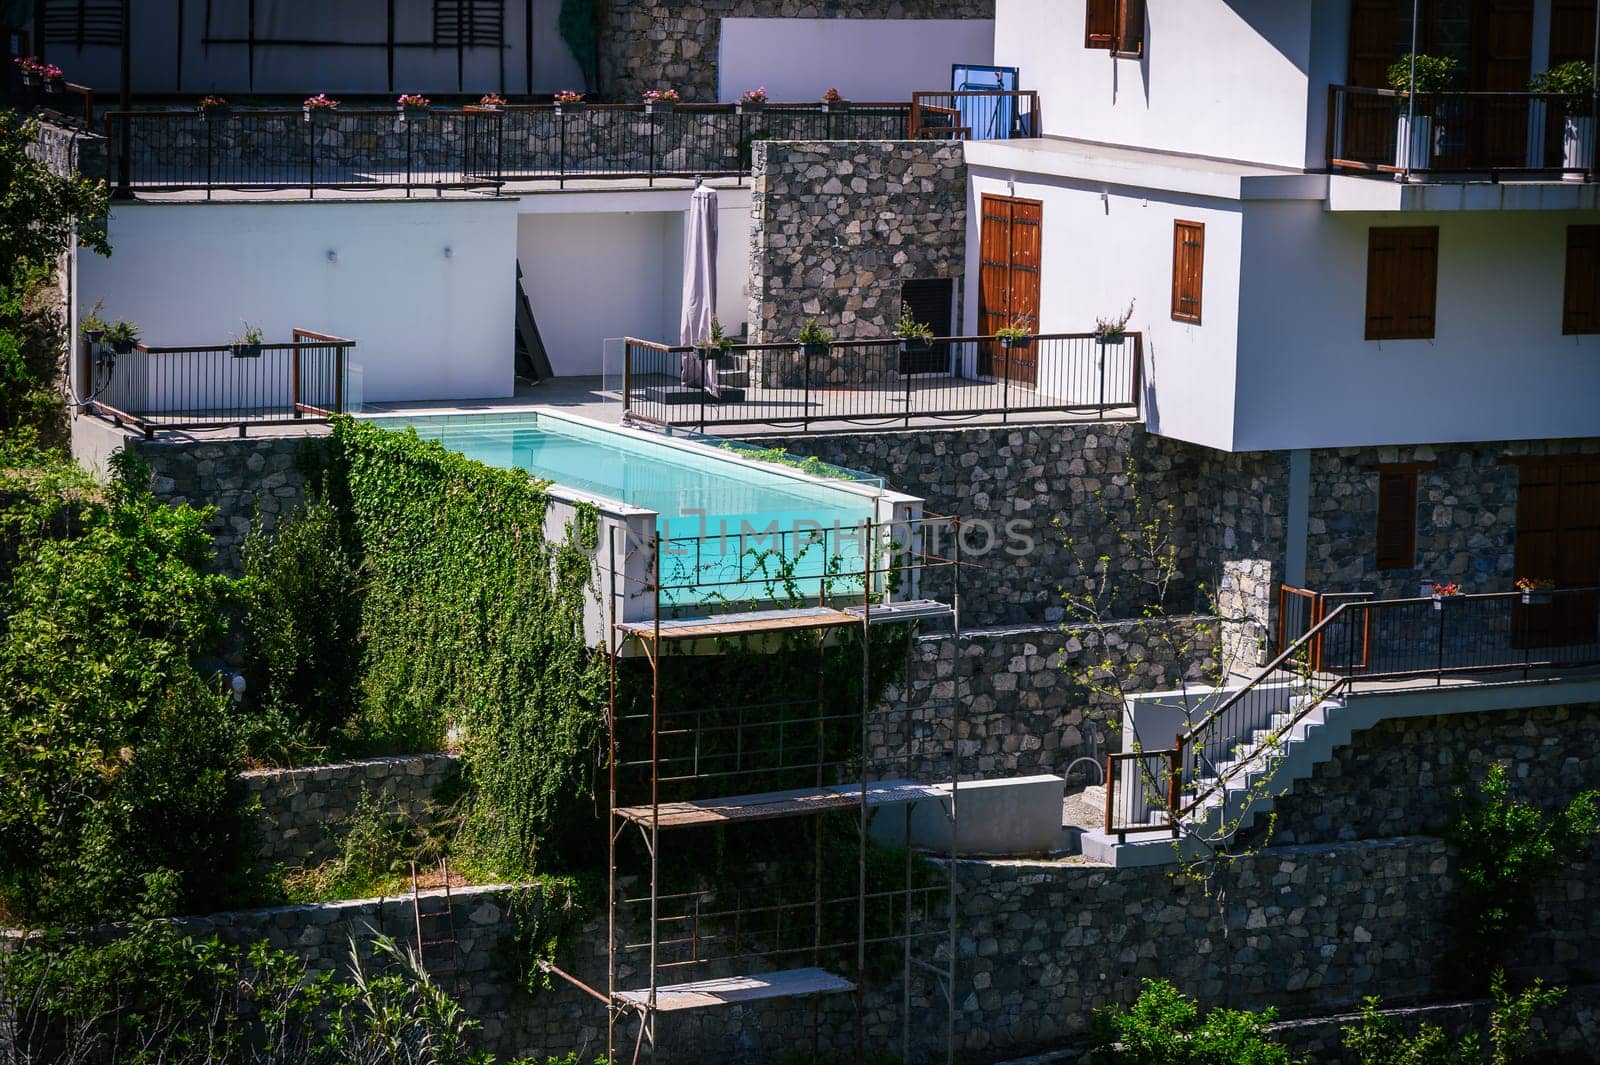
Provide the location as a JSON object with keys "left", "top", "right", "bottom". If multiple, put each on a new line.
{"left": 1325, "top": 85, "right": 1600, "bottom": 210}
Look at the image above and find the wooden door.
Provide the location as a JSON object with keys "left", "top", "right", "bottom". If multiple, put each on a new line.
{"left": 1514, "top": 456, "right": 1600, "bottom": 647}
{"left": 977, "top": 194, "right": 1042, "bottom": 385}
{"left": 1455, "top": 0, "right": 1534, "bottom": 169}
{"left": 1346, "top": 0, "right": 1399, "bottom": 166}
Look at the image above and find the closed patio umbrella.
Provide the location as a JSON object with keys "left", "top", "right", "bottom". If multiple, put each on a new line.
{"left": 679, "top": 180, "right": 719, "bottom": 398}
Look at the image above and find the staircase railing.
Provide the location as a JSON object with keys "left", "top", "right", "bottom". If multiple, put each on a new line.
{"left": 1104, "top": 585, "right": 1600, "bottom": 839}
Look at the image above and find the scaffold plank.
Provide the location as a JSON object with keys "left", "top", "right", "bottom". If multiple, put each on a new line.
{"left": 614, "top": 779, "right": 943, "bottom": 828}
{"left": 615, "top": 967, "right": 855, "bottom": 1011}
{"left": 616, "top": 606, "right": 861, "bottom": 641}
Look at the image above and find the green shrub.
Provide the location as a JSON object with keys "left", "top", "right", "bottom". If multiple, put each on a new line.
{"left": 240, "top": 493, "right": 363, "bottom": 764}
{"left": 0, "top": 448, "right": 256, "bottom": 924}
{"left": 282, "top": 790, "right": 421, "bottom": 904}
{"left": 1090, "top": 978, "right": 1300, "bottom": 1065}
{"left": 1343, "top": 971, "right": 1564, "bottom": 1065}
{"left": 1388, "top": 54, "right": 1460, "bottom": 96}
{"left": 1444, "top": 763, "right": 1598, "bottom": 985}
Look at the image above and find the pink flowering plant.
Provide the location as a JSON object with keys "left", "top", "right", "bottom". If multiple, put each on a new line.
{"left": 15, "top": 56, "right": 64, "bottom": 80}
{"left": 740, "top": 86, "right": 768, "bottom": 104}
{"left": 303, "top": 93, "right": 339, "bottom": 111}
{"left": 642, "top": 88, "right": 680, "bottom": 103}
{"left": 1431, "top": 582, "right": 1462, "bottom": 597}
{"left": 478, "top": 93, "right": 506, "bottom": 107}
{"left": 397, "top": 93, "right": 431, "bottom": 109}
{"left": 554, "top": 90, "right": 584, "bottom": 104}
{"left": 198, "top": 95, "right": 228, "bottom": 110}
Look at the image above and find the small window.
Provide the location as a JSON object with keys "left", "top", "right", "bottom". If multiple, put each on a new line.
{"left": 1365, "top": 226, "right": 1438, "bottom": 340}
{"left": 1086, "top": 0, "right": 1145, "bottom": 55}
{"left": 1171, "top": 220, "right": 1204, "bottom": 324}
{"left": 1374, "top": 465, "right": 1420, "bottom": 571}
{"left": 1563, "top": 224, "right": 1600, "bottom": 335}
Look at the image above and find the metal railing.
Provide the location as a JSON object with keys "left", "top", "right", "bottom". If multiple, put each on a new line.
{"left": 908, "top": 90, "right": 1040, "bottom": 140}
{"left": 85, "top": 327, "right": 354, "bottom": 435}
{"left": 1105, "top": 585, "right": 1600, "bottom": 838}
{"left": 102, "top": 101, "right": 911, "bottom": 195}
{"left": 1327, "top": 84, "right": 1598, "bottom": 178}
{"left": 623, "top": 331, "right": 1142, "bottom": 432}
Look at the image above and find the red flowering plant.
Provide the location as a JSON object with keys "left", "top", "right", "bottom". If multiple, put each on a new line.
{"left": 553, "top": 90, "right": 584, "bottom": 104}
{"left": 740, "top": 86, "right": 768, "bottom": 105}
{"left": 303, "top": 93, "right": 340, "bottom": 111}
{"left": 1514, "top": 577, "right": 1555, "bottom": 592}
{"left": 641, "top": 88, "right": 680, "bottom": 103}
{"left": 198, "top": 95, "right": 228, "bottom": 111}
{"left": 478, "top": 93, "right": 506, "bottom": 108}
{"left": 397, "top": 93, "right": 431, "bottom": 109}
{"left": 14, "top": 57, "right": 64, "bottom": 81}
{"left": 1431, "top": 582, "right": 1462, "bottom": 597}
{"left": 821, "top": 87, "right": 844, "bottom": 102}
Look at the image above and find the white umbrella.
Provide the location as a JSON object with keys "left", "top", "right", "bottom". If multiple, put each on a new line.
{"left": 679, "top": 181, "right": 719, "bottom": 397}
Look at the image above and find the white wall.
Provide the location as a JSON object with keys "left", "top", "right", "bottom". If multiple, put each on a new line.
{"left": 44, "top": 0, "right": 582, "bottom": 95}
{"left": 964, "top": 167, "right": 1246, "bottom": 451}
{"left": 514, "top": 189, "right": 753, "bottom": 377}
{"left": 717, "top": 18, "right": 994, "bottom": 103}
{"left": 1235, "top": 206, "right": 1600, "bottom": 451}
{"left": 993, "top": 0, "right": 1315, "bottom": 169}
{"left": 76, "top": 198, "right": 518, "bottom": 404}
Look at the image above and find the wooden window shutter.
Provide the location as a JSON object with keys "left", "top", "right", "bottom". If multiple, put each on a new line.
{"left": 1171, "top": 220, "right": 1204, "bottom": 324}
{"left": 1365, "top": 226, "right": 1437, "bottom": 340}
{"left": 1374, "top": 467, "right": 1420, "bottom": 571}
{"left": 1086, "top": 0, "right": 1116, "bottom": 49}
{"left": 1117, "top": 0, "right": 1146, "bottom": 55}
{"left": 1564, "top": 224, "right": 1600, "bottom": 335}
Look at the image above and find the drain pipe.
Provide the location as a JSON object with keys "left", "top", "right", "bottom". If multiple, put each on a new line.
{"left": 1403, "top": 0, "right": 1419, "bottom": 181}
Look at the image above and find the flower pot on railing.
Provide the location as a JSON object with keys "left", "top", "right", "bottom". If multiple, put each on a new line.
{"left": 1395, "top": 112, "right": 1433, "bottom": 170}
{"left": 1521, "top": 589, "right": 1554, "bottom": 605}
{"left": 737, "top": 100, "right": 765, "bottom": 115}
{"left": 998, "top": 334, "right": 1033, "bottom": 351}
{"left": 555, "top": 101, "right": 586, "bottom": 115}
{"left": 231, "top": 342, "right": 262, "bottom": 359}
{"left": 110, "top": 339, "right": 135, "bottom": 355}
{"left": 898, "top": 337, "right": 932, "bottom": 355}
{"left": 802, "top": 341, "right": 830, "bottom": 360}
{"left": 645, "top": 101, "right": 675, "bottom": 116}
{"left": 1563, "top": 115, "right": 1594, "bottom": 180}
{"left": 1096, "top": 330, "right": 1126, "bottom": 346}
{"left": 821, "top": 99, "right": 850, "bottom": 113}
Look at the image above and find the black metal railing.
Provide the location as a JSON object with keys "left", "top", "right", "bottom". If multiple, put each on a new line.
{"left": 102, "top": 101, "right": 911, "bottom": 195}
{"left": 909, "top": 89, "right": 1040, "bottom": 140}
{"left": 1104, "top": 585, "right": 1600, "bottom": 838}
{"left": 1327, "top": 85, "right": 1598, "bottom": 178}
{"left": 85, "top": 327, "right": 353, "bottom": 434}
{"left": 623, "top": 332, "right": 1143, "bottom": 432}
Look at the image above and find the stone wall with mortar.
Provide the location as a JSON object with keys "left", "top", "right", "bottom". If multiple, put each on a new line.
{"left": 748, "top": 140, "right": 967, "bottom": 345}
{"left": 1304, "top": 438, "right": 1600, "bottom": 600}
{"left": 598, "top": 1, "right": 993, "bottom": 103}
{"left": 132, "top": 833, "right": 1600, "bottom": 1063}
{"left": 243, "top": 754, "right": 460, "bottom": 869}
{"left": 1266, "top": 701, "right": 1600, "bottom": 848}
{"left": 26, "top": 114, "right": 106, "bottom": 182}
{"left": 770, "top": 422, "right": 1283, "bottom": 637}
{"left": 871, "top": 618, "right": 1220, "bottom": 783}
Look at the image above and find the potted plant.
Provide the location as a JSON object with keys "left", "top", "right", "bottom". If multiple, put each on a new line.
{"left": 554, "top": 90, "right": 585, "bottom": 114}
{"left": 1531, "top": 60, "right": 1595, "bottom": 178}
{"left": 1387, "top": 54, "right": 1458, "bottom": 170}
{"left": 197, "top": 95, "right": 229, "bottom": 118}
{"left": 643, "top": 89, "right": 679, "bottom": 115}
{"left": 397, "top": 93, "right": 431, "bottom": 120}
{"left": 821, "top": 87, "right": 849, "bottom": 112}
{"left": 797, "top": 318, "right": 832, "bottom": 359}
{"left": 104, "top": 320, "right": 140, "bottom": 355}
{"left": 303, "top": 93, "right": 339, "bottom": 122}
{"left": 79, "top": 301, "right": 108, "bottom": 346}
{"left": 996, "top": 322, "right": 1033, "bottom": 351}
{"left": 1095, "top": 299, "right": 1136, "bottom": 344}
{"left": 1515, "top": 576, "right": 1556, "bottom": 605}
{"left": 738, "top": 87, "right": 768, "bottom": 115}
{"left": 895, "top": 310, "right": 935, "bottom": 354}
{"left": 1430, "top": 580, "right": 1462, "bottom": 610}
{"left": 231, "top": 321, "right": 264, "bottom": 358}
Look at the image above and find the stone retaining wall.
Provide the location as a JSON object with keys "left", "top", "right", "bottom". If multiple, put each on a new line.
{"left": 597, "top": 0, "right": 994, "bottom": 103}
{"left": 25, "top": 114, "right": 106, "bottom": 182}
{"left": 243, "top": 754, "right": 459, "bottom": 869}
{"left": 749, "top": 140, "right": 967, "bottom": 345}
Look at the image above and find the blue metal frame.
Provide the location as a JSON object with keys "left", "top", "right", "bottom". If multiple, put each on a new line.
{"left": 951, "top": 63, "right": 1021, "bottom": 139}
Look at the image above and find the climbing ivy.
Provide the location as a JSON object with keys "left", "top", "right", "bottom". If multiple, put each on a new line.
{"left": 330, "top": 417, "right": 608, "bottom": 878}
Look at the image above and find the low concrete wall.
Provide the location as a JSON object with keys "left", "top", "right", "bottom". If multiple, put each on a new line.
{"left": 243, "top": 753, "right": 459, "bottom": 868}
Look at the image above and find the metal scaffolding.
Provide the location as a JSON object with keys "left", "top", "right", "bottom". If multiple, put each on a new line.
{"left": 545, "top": 514, "right": 965, "bottom": 1064}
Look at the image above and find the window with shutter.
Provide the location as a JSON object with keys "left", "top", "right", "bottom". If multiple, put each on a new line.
{"left": 1365, "top": 227, "right": 1438, "bottom": 340}
{"left": 1563, "top": 225, "right": 1600, "bottom": 335}
{"left": 1171, "top": 220, "right": 1204, "bottom": 324}
{"left": 1086, "top": 0, "right": 1144, "bottom": 54}
{"left": 1373, "top": 466, "right": 1421, "bottom": 571}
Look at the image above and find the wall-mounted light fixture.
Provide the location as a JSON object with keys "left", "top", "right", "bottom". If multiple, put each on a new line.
{"left": 443, "top": 246, "right": 454, "bottom": 259}
{"left": 326, "top": 249, "right": 338, "bottom": 263}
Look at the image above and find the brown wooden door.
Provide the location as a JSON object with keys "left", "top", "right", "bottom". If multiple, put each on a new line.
{"left": 1346, "top": 0, "right": 1399, "bottom": 166}
{"left": 1514, "top": 456, "right": 1600, "bottom": 647}
{"left": 977, "top": 194, "right": 1042, "bottom": 385}
{"left": 1452, "top": 0, "right": 1534, "bottom": 169}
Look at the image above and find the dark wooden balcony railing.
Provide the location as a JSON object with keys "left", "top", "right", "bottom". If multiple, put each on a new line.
{"left": 623, "top": 331, "right": 1142, "bottom": 432}
{"left": 1327, "top": 84, "right": 1598, "bottom": 178}
{"left": 908, "top": 90, "right": 1040, "bottom": 141}
{"left": 84, "top": 327, "right": 354, "bottom": 435}
{"left": 102, "top": 101, "right": 911, "bottom": 196}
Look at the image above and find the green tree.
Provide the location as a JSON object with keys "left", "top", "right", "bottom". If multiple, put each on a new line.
{"left": 1089, "top": 978, "right": 1301, "bottom": 1065}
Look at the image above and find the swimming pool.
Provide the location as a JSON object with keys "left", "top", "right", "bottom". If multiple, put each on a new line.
{"left": 367, "top": 410, "right": 891, "bottom": 606}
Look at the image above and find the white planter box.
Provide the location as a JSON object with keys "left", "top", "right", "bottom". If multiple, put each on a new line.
{"left": 1564, "top": 115, "right": 1594, "bottom": 180}
{"left": 1395, "top": 113, "right": 1433, "bottom": 171}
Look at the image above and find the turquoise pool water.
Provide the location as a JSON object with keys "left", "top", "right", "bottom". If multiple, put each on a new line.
{"left": 378, "top": 412, "right": 878, "bottom": 603}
